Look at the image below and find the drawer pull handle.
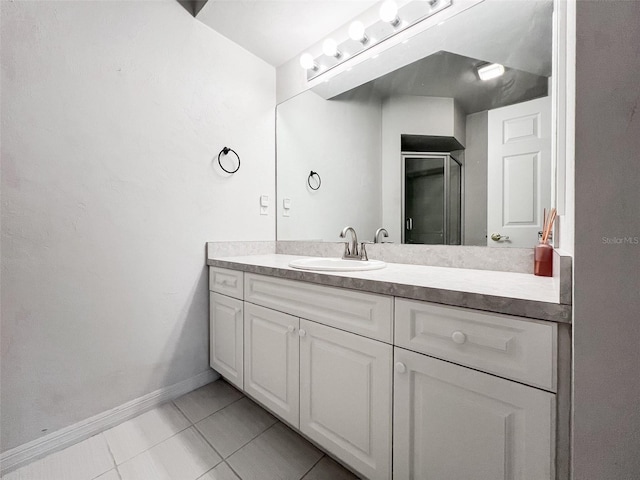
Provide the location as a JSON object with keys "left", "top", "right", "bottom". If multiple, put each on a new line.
{"left": 395, "top": 362, "right": 407, "bottom": 374}
{"left": 217, "top": 279, "right": 233, "bottom": 286}
{"left": 288, "top": 325, "right": 295, "bottom": 333}
{"left": 451, "top": 331, "right": 467, "bottom": 344}
{"left": 298, "top": 329, "right": 306, "bottom": 338}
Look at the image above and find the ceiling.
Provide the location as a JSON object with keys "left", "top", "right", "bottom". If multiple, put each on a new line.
{"left": 368, "top": 51, "right": 549, "bottom": 114}
{"left": 196, "top": 0, "right": 377, "bottom": 67}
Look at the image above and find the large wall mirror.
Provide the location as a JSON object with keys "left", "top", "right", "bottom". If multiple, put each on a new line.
{"left": 276, "top": 0, "right": 554, "bottom": 248}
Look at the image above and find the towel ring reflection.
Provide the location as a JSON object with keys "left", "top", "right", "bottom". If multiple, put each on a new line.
{"left": 218, "top": 147, "right": 240, "bottom": 174}
{"left": 308, "top": 171, "right": 321, "bottom": 190}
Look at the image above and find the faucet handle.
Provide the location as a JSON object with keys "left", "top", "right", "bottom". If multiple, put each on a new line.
{"left": 360, "top": 242, "right": 373, "bottom": 261}
{"left": 342, "top": 241, "right": 351, "bottom": 258}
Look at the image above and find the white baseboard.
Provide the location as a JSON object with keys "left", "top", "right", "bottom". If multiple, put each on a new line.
{"left": 0, "top": 369, "right": 220, "bottom": 475}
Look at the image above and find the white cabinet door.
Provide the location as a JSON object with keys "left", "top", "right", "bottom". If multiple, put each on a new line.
{"left": 209, "top": 292, "right": 243, "bottom": 389}
{"left": 244, "top": 303, "right": 300, "bottom": 427}
{"left": 300, "top": 320, "right": 392, "bottom": 480}
{"left": 394, "top": 347, "right": 555, "bottom": 480}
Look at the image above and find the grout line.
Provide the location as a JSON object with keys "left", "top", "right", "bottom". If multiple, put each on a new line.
{"left": 113, "top": 421, "right": 192, "bottom": 468}
{"left": 192, "top": 394, "right": 247, "bottom": 432}
{"left": 223, "top": 421, "right": 281, "bottom": 461}
{"left": 169, "top": 399, "right": 192, "bottom": 426}
{"left": 183, "top": 390, "right": 247, "bottom": 426}
{"left": 224, "top": 460, "right": 244, "bottom": 480}
{"left": 299, "top": 454, "right": 325, "bottom": 480}
{"left": 212, "top": 394, "right": 246, "bottom": 417}
{"left": 190, "top": 424, "right": 225, "bottom": 462}
{"left": 100, "top": 432, "right": 120, "bottom": 478}
{"left": 195, "top": 466, "right": 216, "bottom": 480}
{"left": 171, "top": 400, "right": 194, "bottom": 426}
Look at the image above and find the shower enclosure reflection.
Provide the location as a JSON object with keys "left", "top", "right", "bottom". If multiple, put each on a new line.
{"left": 403, "top": 154, "right": 462, "bottom": 245}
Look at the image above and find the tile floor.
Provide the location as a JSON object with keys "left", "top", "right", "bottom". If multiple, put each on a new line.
{"left": 2, "top": 380, "right": 360, "bottom": 480}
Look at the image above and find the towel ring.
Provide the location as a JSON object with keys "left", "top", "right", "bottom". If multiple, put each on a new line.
{"left": 218, "top": 147, "right": 240, "bottom": 174}
{"left": 308, "top": 171, "right": 321, "bottom": 190}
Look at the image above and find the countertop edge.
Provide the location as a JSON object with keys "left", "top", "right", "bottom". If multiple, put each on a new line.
{"left": 207, "top": 258, "right": 572, "bottom": 324}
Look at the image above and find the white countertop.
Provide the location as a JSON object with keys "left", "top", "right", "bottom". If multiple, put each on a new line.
{"left": 207, "top": 254, "right": 570, "bottom": 323}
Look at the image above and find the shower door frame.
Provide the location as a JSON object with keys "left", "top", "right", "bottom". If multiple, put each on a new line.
{"left": 401, "top": 152, "right": 464, "bottom": 245}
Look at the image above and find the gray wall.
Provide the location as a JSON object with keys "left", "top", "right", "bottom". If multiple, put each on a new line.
{"left": 0, "top": 1, "right": 275, "bottom": 451}
{"left": 573, "top": 1, "right": 640, "bottom": 478}
{"left": 463, "top": 111, "right": 488, "bottom": 246}
{"left": 276, "top": 87, "right": 382, "bottom": 242}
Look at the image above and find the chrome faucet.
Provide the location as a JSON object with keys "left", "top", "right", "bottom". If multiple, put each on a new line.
{"left": 339, "top": 226, "right": 360, "bottom": 259}
{"left": 374, "top": 228, "right": 389, "bottom": 243}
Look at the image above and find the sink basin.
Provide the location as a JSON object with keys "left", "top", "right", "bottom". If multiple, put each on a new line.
{"left": 289, "top": 257, "right": 386, "bottom": 272}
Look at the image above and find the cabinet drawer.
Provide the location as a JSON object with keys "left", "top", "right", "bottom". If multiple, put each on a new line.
{"left": 395, "top": 299, "right": 557, "bottom": 391}
{"left": 209, "top": 267, "right": 244, "bottom": 299}
{"left": 245, "top": 273, "right": 393, "bottom": 343}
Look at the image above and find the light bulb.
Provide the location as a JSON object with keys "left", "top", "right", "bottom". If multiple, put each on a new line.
{"left": 348, "top": 21, "right": 368, "bottom": 44}
{"left": 477, "top": 63, "right": 505, "bottom": 81}
{"left": 379, "top": 0, "right": 400, "bottom": 27}
{"left": 299, "top": 53, "right": 318, "bottom": 71}
{"left": 322, "top": 38, "right": 341, "bottom": 58}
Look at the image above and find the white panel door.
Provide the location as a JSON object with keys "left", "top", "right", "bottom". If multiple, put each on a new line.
{"left": 394, "top": 347, "right": 555, "bottom": 480}
{"left": 300, "top": 320, "right": 392, "bottom": 480}
{"left": 244, "top": 303, "right": 300, "bottom": 427}
{"left": 209, "top": 292, "right": 243, "bottom": 389}
{"left": 487, "top": 96, "right": 551, "bottom": 247}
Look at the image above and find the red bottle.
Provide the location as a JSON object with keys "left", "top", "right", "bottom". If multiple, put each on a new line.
{"left": 534, "top": 241, "right": 553, "bottom": 277}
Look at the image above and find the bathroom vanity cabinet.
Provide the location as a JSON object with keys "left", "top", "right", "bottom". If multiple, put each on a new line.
{"left": 208, "top": 264, "right": 562, "bottom": 480}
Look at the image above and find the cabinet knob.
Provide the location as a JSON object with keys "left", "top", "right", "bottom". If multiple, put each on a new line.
{"left": 234, "top": 308, "right": 241, "bottom": 315}
{"left": 395, "top": 362, "right": 407, "bottom": 374}
{"left": 288, "top": 325, "right": 295, "bottom": 333}
{"left": 451, "top": 330, "right": 467, "bottom": 344}
{"left": 298, "top": 329, "right": 306, "bottom": 338}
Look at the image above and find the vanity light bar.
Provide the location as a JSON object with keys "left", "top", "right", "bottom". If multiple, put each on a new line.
{"left": 299, "top": 0, "right": 452, "bottom": 79}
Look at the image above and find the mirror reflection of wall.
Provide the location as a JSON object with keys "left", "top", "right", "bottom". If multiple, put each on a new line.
{"left": 277, "top": 1, "right": 553, "bottom": 248}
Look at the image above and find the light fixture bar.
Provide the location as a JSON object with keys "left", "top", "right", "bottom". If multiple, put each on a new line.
{"left": 301, "top": 0, "right": 453, "bottom": 81}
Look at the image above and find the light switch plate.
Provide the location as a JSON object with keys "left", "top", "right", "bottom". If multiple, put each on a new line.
{"left": 283, "top": 197, "right": 291, "bottom": 217}
{"left": 260, "top": 195, "right": 269, "bottom": 215}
